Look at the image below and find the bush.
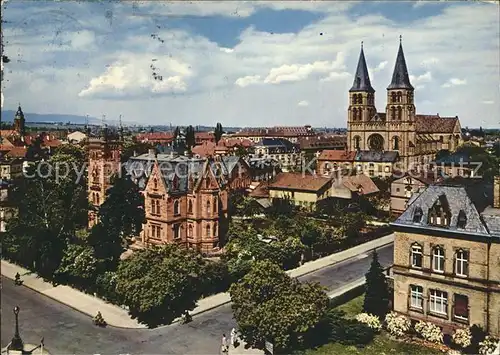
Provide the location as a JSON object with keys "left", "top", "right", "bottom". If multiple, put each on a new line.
{"left": 479, "top": 336, "right": 499, "bottom": 355}
{"left": 467, "top": 324, "right": 487, "bottom": 354}
{"left": 355, "top": 313, "right": 382, "bottom": 332}
{"left": 414, "top": 321, "right": 443, "bottom": 344}
{"left": 385, "top": 312, "right": 411, "bottom": 337}
{"left": 452, "top": 327, "right": 472, "bottom": 348}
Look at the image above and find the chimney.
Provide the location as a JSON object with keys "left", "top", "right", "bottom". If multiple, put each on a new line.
{"left": 494, "top": 176, "right": 500, "bottom": 209}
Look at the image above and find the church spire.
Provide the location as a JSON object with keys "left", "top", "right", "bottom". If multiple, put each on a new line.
{"left": 349, "top": 42, "right": 375, "bottom": 93}
{"left": 387, "top": 36, "right": 414, "bottom": 90}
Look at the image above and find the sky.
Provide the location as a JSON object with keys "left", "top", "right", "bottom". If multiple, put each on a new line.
{"left": 2, "top": 0, "right": 499, "bottom": 128}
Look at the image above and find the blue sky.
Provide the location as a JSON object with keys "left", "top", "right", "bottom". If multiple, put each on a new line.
{"left": 2, "top": 1, "right": 499, "bottom": 128}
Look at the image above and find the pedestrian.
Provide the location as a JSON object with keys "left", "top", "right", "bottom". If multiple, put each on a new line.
{"left": 221, "top": 333, "right": 228, "bottom": 353}
{"left": 230, "top": 328, "right": 236, "bottom": 346}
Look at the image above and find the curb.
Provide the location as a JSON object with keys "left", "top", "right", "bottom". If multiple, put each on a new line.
{"left": 1, "top": 270, "right": 146, "bottom": 330}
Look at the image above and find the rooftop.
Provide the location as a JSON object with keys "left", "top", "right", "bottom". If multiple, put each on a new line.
{"left": 268, "top": 172, "right": 332, "bottom": 192}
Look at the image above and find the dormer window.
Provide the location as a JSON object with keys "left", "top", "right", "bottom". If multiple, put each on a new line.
{"left": 413, "top": 207, "right": 423, "bottom": 223}
{"left": 428, "top": 195, "right": 451, "bottom": 227}
{"left": 153, "top": 177, "right": 158, "bottom": 190}
{"left": 457, "top": 210, "right": 467, "bottom": 229}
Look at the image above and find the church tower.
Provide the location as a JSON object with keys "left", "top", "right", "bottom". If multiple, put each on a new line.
{"left": 386, "top": 36, "right": 416, "bottom": 168}
{"left": 347, "top": 43, "right": 377, "bottom": 152}
{"left": 87, "top": 126, "right": 122, "bottom": 227}
{"left": 13, "top": 105, "right": 26, "bottom": 136}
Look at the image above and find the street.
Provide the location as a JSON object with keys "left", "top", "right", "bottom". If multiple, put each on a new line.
{"left": 1, "top": 244, "right": 393, "bottom": 354}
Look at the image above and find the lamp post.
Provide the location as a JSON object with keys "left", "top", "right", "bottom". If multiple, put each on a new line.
{"left": 10, "top": 306, "right": 24, "bottom": 351}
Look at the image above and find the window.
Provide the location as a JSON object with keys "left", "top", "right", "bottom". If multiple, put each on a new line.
{"left": 96, "top": 194, "right": 100, "bottom": 205}
{"left": 455, "top": 249, "right": 469, "bottom": 277}
{"left": 156, "top": 225, "right": 161, "bottom": 239}
{"left": 174, "top": 200, "right": 180, "bottom": 216}
{"left": 413, "top": 207, "right": 423, "bottom": 223}
{"left": 173, "top": 224, "right": 181, "bottom": 239}
{"left": 153, "top": 177, "right": 158, "bottom": 189}
{"left": 188, "top": 200, "right": 193, "bottom": 214}
{"left": 430, "top": 290, "right": 448, "bottom": 316}
{"left": 393, "top": 136, "right": 400, "bottom": 150}
{"left": 411, "top": 244, "right": 423, "bottom": 268}
{"left": 428, "top": 195, "right": 451, "bottom": 227}
{"left": 457, "top": 210, "right": 467, "bottom": 229}
{"left": 453, "top": 294, "right": 469, "bottom": 321}
{"left": 213, "top": 197, "right": 217, "bottom": 213}
{"left": 432, "top": 246, "right": 445, "bottom": 273}
{"left": 410, "top": 285, "right": 424, "bottom": 310}
{"left": 150, "top": 200, "right": 155, "bottom": 214}
{"left": 391, "top": 92, "right": 397, "bottom": 103}
{"left": 156, "top": 200, "right": 160, "bottom": 215}
{"left": 206, "top": 200, "right": 211, "bottom": 214}
{"left": 397, "top": 106, "right": 402, "bottom": 120}
{"left": 354, "top": 136, "right": 361, "bottom": 150}
{"left": 213, "top": 222, "right": 218, "bottom": 236}
{"left": 206, "top": 224, "right": 211, "bottom": 237}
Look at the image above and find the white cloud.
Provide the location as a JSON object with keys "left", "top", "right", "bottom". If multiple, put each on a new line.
{"left": 482, "top": 100, "right": 494, "bottom": 104}
{"left": 410, "top": 71, "right": 433, "bottom": 84}
{"left": 297, "top": 100, "right": 309, "bottom": 107}
{"left": 264, "top": 60, "right": 339, "bottom": 84}
{"left": 375, "top": 61, "right": 388, "bottom": 71}
{"left": 320, "top": 71, "right": 351, "bottom": 82}
{"left": 420, "top": 57, "right": 440, "bottom": 67}
{"left": 78, "top": 56, "right": 192, "bottom": 98}
{"left": 220, "top": 47, "right": 234, "bottom": 53}
{"left": 442, "top": 77, "right": 467, "bottom": 88}
{"left": 235, "top": 75, "right": 262, "bottom": 88}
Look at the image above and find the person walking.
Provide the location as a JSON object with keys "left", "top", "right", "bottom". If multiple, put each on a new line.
{"left": 230, "top": 328, "right": 236, "bottom": 347}
{"left": 221, "top": 333, "right": 228, "bottom": 354}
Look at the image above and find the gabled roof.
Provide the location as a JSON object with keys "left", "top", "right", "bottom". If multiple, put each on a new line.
{"left": 341, "top": 174, "right": 379, "bottom": 195}
{"left": 349, "top": 45, "right": 375, "bottom": 93}
{"left": 268, "top": 172, "right": 332, "bottom": 192}
{"left": 387, "top": 40, "right": 414, "bottom": 90}
{"left": 318, "top": 150, "right": 356, "bottom": 162}
{"left": 415, "top": 115, "right": 459, "bottom": 134}
{"left": 393, "top": 183, "right": 498, "bottom": 237}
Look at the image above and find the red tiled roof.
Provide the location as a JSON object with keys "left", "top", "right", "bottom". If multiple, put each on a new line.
{"left": 415, "top": 115, "right": 459, "bottom": 134}
{"left": 248, "top": 182, "right": 270, "bottom": 198}
{"left": 299, "top": 135, "right": 347, "bottom": 150}
{"left": 136, "top": 132, "right": 174, "bottom": 142}
{"left": 341, "top": 175, "right": 379, "bottom": 195}
{"left": 233, "top": 126, "right": 315, "bottom": 138}
{"left": 5, "top": 146, "right": 27, "bottom": 158}
{"left": 191, "top": 141, "right": 216, "bottom": 157}
{"left": 268, "top": 172, "right": 332, "bottom": 192}
{"left": 318, "top": 150, "right": 356, "bottom": 161}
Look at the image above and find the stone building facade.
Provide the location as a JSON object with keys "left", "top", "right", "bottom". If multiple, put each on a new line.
{"left": 391, "top": 182, "right": 500, "bottom": 336}
{"left": 88, "top": 135, "right": 251, "bottom": 253}
{"left": 347, "top": 39, "right": 462, "bottom": 171}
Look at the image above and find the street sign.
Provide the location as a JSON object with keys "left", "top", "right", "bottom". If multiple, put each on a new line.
{"left": 265, "top": 340, "right": 273, "bottom": 354}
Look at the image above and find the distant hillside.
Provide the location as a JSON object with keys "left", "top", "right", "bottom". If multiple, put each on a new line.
{"left": 1, "top": 110, "right": 101, "bottom": 125}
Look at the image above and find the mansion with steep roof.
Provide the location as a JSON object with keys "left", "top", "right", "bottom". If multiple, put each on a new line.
{"left": 346, "top": 39, "right": 463, "bottom": 170}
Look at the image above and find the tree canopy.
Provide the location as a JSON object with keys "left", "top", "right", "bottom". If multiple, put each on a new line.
{"left": 363, "top": 250, "right": 390, "bottom": 319}
{"left": 230, "top": 260, "right": 329, "bottom": 352}
{"left": 214, "top": 122, "right": 224, "bottom": 144}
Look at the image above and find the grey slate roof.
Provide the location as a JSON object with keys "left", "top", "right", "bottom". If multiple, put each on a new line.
{"left": 387, "top": 41, "right": 414, "bottom": 90}
{"left": 349, "top": 46, "right": 375, "bottom": 93}
{"left": 354, "top": 150, "right": 399, "bottom": 163}
{"left": 393, "top": 183, "right": 499, "bottom": 237}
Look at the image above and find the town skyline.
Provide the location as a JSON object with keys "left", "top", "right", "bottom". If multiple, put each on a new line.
{"left": 2, "top": 1, "right": 499, "bottom": 128}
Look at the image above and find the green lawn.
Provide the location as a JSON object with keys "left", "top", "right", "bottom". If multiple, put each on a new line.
{"left": 304, "top": 295, "right": 441, "bottom": 355}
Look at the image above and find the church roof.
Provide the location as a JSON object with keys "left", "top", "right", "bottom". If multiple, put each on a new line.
{"left": 387, "top": 40, "right": 414, "bottom": 90}
{"left": 415, "top": 115, "right": 459, "bottom": 134}
{"left": 349, "top": 45, "right": 375, "bottom": 93}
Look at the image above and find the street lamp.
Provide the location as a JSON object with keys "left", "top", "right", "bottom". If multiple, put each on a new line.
{"left": 9, "top": 306, "right": 24, "bottom": 351}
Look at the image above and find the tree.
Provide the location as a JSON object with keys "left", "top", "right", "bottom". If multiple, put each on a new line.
{"left": 185, "top": 125, "right": 196, "bottom": 149}
{"left": 115, "top": 245, "right": 207, "bottom": 327}
{"left": 235, "top": 145, "right": 248, "bottom": 158}
{"left": 363, "top": 250, "right": 390, "bottom": 319}
{"left": 88, "top": 169, "right": 145, "bottom": 270}
{"left": 54, "top": 243, "right": 98, "bottom": 290}
{"left": 230, "top": 260, "right": 329, "bottom": 352}
{"left": 339, "top": 211, "right": 366, "bottom": 239}
{"left": 214, "top": 122, "right": 224, "bottom": 144}
{"left": 299, "top": 220, "right": 322, "bottom": 259}
{"left": 121, "top": 139, "right": 153, "bottom": 162}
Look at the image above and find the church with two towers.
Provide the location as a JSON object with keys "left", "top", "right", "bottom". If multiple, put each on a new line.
{"left": 346, "top": 38, "right": 462, "bottom": 171}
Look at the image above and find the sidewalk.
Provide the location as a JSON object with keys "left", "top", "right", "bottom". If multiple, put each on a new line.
{"left": 1, "top": 233, "right": 393, "bottom": 329}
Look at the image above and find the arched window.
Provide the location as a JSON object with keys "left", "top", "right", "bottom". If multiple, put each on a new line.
{"left": 413, "top": 207, "right": 423, "bottom": 223}
{"left": 391, "top": 106, "right": 396, "bottom": 120}
{"left": 411, "top": 243, "right": 423, "bottom": 268}
{"left": 354, "top": 136, "right": 361, "bottom": 150}
{"left": 151, "top": 199, "right": 155, "bottom": 214}
{"left": 188, "top": 224, "right": 193, "bottom": 238}
{"left": 352, "top": 95, "right": 357, "bottom": 105}
{"left": 206, "top": 200, "right": 211, "bottom": 214}
{"left": 455, "top": 249, "right": 469, "bottom": 276}
{"left": 397, "top": 106, "right": 402, "bottom": 120}
{"left": 156, "top": 200, "right": 160, "bottom": 215}
{"left": 439, "top": 135, "right": 444, "bottom": 143}
{"left": 457, "top": 210, "right": 467, "bottom": 229}
{"left": 96, "top": 193, "right": 100, "bottom": 205}
{"left": 391, "top": 92, "right": 397, "bottom": 103}
{"left": 188, "top": 200, "right": 193, "bottom": 214}
{"left": 352, "top": 108, "right": 358, "bottom": 121}
{"left": 397, "top": 91, "right": 402, "bottom": 102}
{"left": 153, "top": 177, "right": 158, "bottom": 189}
{"left": 174, "top": 200, "right": 180, "bottom": 215}
{"left": 407, "top": 91, "right": 413, "bottom": 103}
{"left": 213, "top": 222, "right": 218, "bottom": 236}
{"left": 357, "top": 94, "right": 362, "bottom": 104}
{"left": 428, "top": 195, "right": 451, "bottom": 227}
{"left": 393, "top": 136, "right": 400, "bottom": 151}
{"left": 432, "top": 246, "right": 445, "bottom": 272}
{"left": 205, "top": 223, "right": 211, "bottom": 237}
{"left": 357, "top": 109, "right": 363, "bottom": 121}
{"left": 213, "top": 197, "right": 217, "bottom": 213}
